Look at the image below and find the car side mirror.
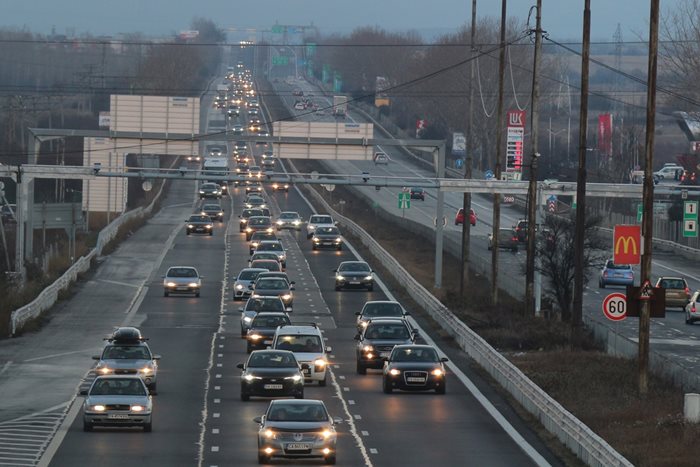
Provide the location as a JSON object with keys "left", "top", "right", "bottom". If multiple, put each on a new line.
{"left": 354, "top": 311, "right": 361, "bottom": 316}
{"left": 79, "top": 389, "right": 88, "bottom": 396}
{"left": 354, "top": 334, "right": 361, "bottom": 340}
{"left": 153, "top": 355, "right": 162, "bottom": 360}
{"left": 92, "top": 355, "right": 100, "bottom": 360}
{"left": 326, "top": 346, "right": 332, "bottom": 353}
{"left": 253, "top": 416, "right": 262, "bottom": 424}
{"left": 236, "top": 363, "right": 245, "bottom": 370}
{"left": 403, "top": 312, "right": 411, "bottom": 316}
{"left": 290, "top": 286, "right": 295, "bottom": 291}
{"left": 290, "top": 281, "right": 296, "bottom": 285}
{"left": 332, "top": 417, "right": 343, "bottom": 424}
{"left": 440, "top": 357, "right": 449, "bottom": 362}
{"left": 238, "top": 308, "right": 244, "bottom": 312}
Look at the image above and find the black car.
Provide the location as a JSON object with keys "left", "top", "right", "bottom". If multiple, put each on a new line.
{"left": 200, "top": 203, "right": 224, "bottom": 222}
{"left": 245, "top": 216, "right": 273, "bottom": 241}
{"left": 409, "top": 187, "right": 425, "bottom": 200}
{"left": 312, "top": 226, "right": 343, "bottom": 251}
{"left": 186, "top": 215, "right": 214, "bottom": 236}
{"left": 239, "top": 208, "right": 265, "bottom": 232}
{"left": 198, "top": 183, "right": 222, "bottom": 199}
{"left": 382, "top": 345, "right": 447, "bottom": 394}
{"left": 514, "top": 219, "right": 528, "bottom": 242}
{"left": 246, "top": 182, "right": 263, "bottom": 195}
{"left": 355, "top": 318, "right": 416, "bottom": 374}
{"left": 237, "top": 350, "right": 304, "bottom": 400}
{"left": 249, "top": 231, "right": 278, "bottom": 255}
{"left": 245, "top": 312, "right": 291, "bottom": 352}
{"left": 355, "top": 301, "right": 409, "bottom": 332}
{"left": 334, "top": 261, "right": 374, "bottom": 291}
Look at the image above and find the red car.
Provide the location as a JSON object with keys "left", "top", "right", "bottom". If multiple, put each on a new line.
{"left": 455, "top": 208, "right": 477, "bottom": 226}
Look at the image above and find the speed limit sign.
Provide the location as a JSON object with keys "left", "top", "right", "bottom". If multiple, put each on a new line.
{"left": 602, "top": 292, "right": 627, "bottom": 321}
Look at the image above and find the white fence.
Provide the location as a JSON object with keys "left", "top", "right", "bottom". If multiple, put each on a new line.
{"left": 296, "top": 170, "right": 631, "bottom": 467}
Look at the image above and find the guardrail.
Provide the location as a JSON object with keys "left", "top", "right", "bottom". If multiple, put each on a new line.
{"left": 289, "top": 162, "right": 631, "bottom": 467}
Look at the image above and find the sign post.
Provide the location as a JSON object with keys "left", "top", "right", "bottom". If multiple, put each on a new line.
{"left": 613, "top": 225, "right": 641, "bottom": 265}
{"left": 683, "top": 200, "right": 698, "bottom": 238}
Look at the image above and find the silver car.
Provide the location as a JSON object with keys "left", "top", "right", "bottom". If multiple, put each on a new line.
{"left": 93, "top": 328, "right": 160, "bottom": 392}
{"left": 254, "top": 240, "right": 287, "bottom": 268}
{"left": 254, "top": 399, "right": 341, "bottom": 464}
{"left": 306, "top": 214, "right": 335, "bottom": 239}
{"left": 163, "top": 266, "right": 202, "bottom": 297}
{"left": 239, "top": 295, "right": 286, "bottom": 337}
{"left": 81, "top": 376, "right": 153, "bottom": 432}
{"left": 276, "top": 211, "right": 302, "bottom": 231}
{"left": 233, "top": 268, "right": 268, "bottom": 301}
{"left": 251, "top": 277, "right": 295, "bottom": 310}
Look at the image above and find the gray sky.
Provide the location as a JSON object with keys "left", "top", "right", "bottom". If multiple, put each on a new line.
{"left": 2, "top": 1, "right": 684, "bottom": 42}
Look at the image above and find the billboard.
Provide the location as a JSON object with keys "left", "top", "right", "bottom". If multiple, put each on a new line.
{"left": 271, "top": 121, "right": 374, "bottom": 160}
{"left": 506, "top": 110, "right": 526, "bottom": 172}
{"left": 598, "top": 113, "right": 613, "bottom": 156}
{"left": 613, "top": 225, "right": 641, "bottom": 265}
{"left": 109, "top": 95, "right": 200, "bottom": 135}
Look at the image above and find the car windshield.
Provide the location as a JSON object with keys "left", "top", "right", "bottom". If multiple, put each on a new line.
{"left": 605, "top": 261, "right": 631, "bottom": 270}
{"left": 259, "top": 243, "right": 283, "bottom": 251}
{"left": 391, "top": 347, "right": 438, "bottom": 362}
{"left": 316, "top": 227, "right": 339, "bottom": 235}
{"left": 659, "top": 279, "right": 686, "bottom": 289}
{"left": 257, "top": 279, "right": 288, "bottom": 290}
{"left": 275, "top": 335, "right": 323, "bottom": 353}
{"left": 102, "top": 345, "right": 151, "bottom": 360}
{"left": 310, "top": 216, "right": 332, "bottom": 224}
{"left": 253, "top": 253, "right": 278, "bottom": 261}
{"left": 202, "top": 184, "right": 217, "bottom": 189}
{"left": 252, "top": 260, "right": 281, "bottom": 271}
{"left": 411, "top": 187, "right": 423, "bottom": 192}
{"left": 249, "top": 218, "right": 270, "bottom": 226}
{"left": 90, "top": 378, "right": 147, "bottom": 396}
{"left": 167, "top": 268, "right": 197, "bottom": 278}
{"left": 252, "top": 315, "right": 290, "bottom": 328}
{"left": 267, "top": 403, "right": 328, "bottom": 422}
{"left": 189, "top": 216, "right": 210, "bottom": 222}
{"left": 362, "top": 303, "right": 403, "bottom": 318}
{"left": 247, "top": 352, "right": 297, "bottom": 368}
{"left": 242, "top": 209, "right": 263, "bottom": 218}
{"left": 246, "top": 298, "right": 284, "bottom": 312}
{"left": 339, "top": 263, "right": 370, "bottom": 272}
{"left": 280, "top": 213, "right": 297, "bottom": 219}
{"left": 251, "top": 233, "right": 276, "bottom": 242}
{"left": 364, "top": 323, "right": 410, "bottom": 340}
{"left": 238, "top": 270, "right": 263, "bottom": 281}
{"left": 203, "top": 205, "right": 220, "bottom": 211}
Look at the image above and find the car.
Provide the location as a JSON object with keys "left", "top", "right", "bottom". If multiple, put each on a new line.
{"left": 249, "top": 231, "right": 278, "bottom": 254}
{"left": 292, "top": 89, "right": 304, "bottom": 96}
{"left": 92, "top": 327, "right": 160, "bottom": 392}
{"left": 311, "top": 226, "right": 343, "bottom": 251}
{"left": 455, "top": 208, "right": 477, "bottom": 226}
{"left": 245, "top": 196, "right": 267, "bottom": 210}
{"left": 271, "top": 181, "right": 290, "bottom": 192}
{"left": 249, "top": 251, "right": 283, "bottom": 268}
{"left": 248, "top": 107, "right": 260, "bottom": 116}
{"left": 245, "top": 216, "right": 273, "bottom": 240}
{"left": 355, "top": 301, "right": 409, "bottom": 332}
{"left": 207, "top": 145, "right": 225, "bottom": 157}
{"left": 246, "top": 182, "right": 264, "bottom": 195}
{"left": 598, "top": 260, "right": 634, "bottom": 288}
{"left": 685, "top": 291, "right": 700, "bottom": 324}
{"left": 276, "top": 211, "right": 302, "bottom": 231}
{"left": 373, "top": 152, "right": 389, "bottom": 165}
{"left": 409, "top": 187, "right": 425, "bottom": 200}
{"left": 250, "top": 259, "right": 282, "bottom": 272}
{"left": 163, "top": 266, "right": 202, "bottom": 297}
{"left": 240, "top": 296, "right": 287, "bottom": 337}
{"left": 200, "top": 203, "right": 224, "bottom": 222}
{"left": 262, "top": 158, "right": 276, "bottom": 169}
{"left": 227, "top": 108, "right": 240, "bottom": 119}
{"left": 233, "top": 268, "right": 268, "bottom": 301}
{"left": 258, "top": 130, "right": 270, "bottom": 137}
{"left": 271, "top": 323, "right": 329, "bottom": 386}
{"left": 334, "top": 261, "right": 374, "bottom": 291}
{"left": 186, "top": 154, "right": 202, "bottom": 163}
{"left": 249, "top": 123, "right": 262, "bottom": 133}
{"left": 254, "top": 399, "right": 340, "bottom": 464}
{"left": 355, "top": 318, "right": 417, "bottom": 374}
{"left": 251, "top": 276, "right": 294, "bottom": 310}
{"left": 306, "top": 214, "right": 335, "bottom": 239}
{"left": 186, "top": 214, "right": 214, "bottom": 236}
{"left": 199, "top": 183, "right": 222, "bottom": 199}
{"left": 382, "top": 345, "right": 448, "bottom": 394}
{"left": 256, "top": 271, "right": 293, "bottom": 284}
{"left": 254, "top": 240, "right": 287, "bottom": 268}
{"left": 81, "top": 376, "right": 153, "bottom": 432}
{"left": 240, "top": 208, "right": 265, "bottom": 232}
{"left": 249, "top": 166, "right": 263, "bottom": 179}
{"left": 654, "top": 165, "right": 683, "bottom": 180}
{"left": 655, "top": 276, "right": 691, "bottom": 310}
{"left": 238, "top": 350, "right": 304, "bottom": 400}
{"left": 487, "top": 228, "right": 519, "bottom": 252}
{"left": 244, "top": 313, "right": 292, "bottom": 352}
{"left": 232, "top": 124, "right": 244, "bottom": 135}
{"left": 514, "top": 219, "right": 528, "bottom": 242}
{"left": 235, "top": 141, "right": 248, "bottom": 153}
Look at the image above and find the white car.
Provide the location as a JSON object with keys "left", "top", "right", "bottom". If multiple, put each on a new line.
{"left": 654, "top": 165, "right": 683, "bottom": 180}
{"left": 374, "top": 152, "right": 389, "bottom": 165}
{"left": 306, "top": 214, "right": 335, "bottom": 239}
{"left": 271, "top": 324, "right": 329, "bottom": 386}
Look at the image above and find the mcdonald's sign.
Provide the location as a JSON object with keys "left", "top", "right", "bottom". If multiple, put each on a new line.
{"left": 613, "top": 225, "right": 641, "bottom": 265}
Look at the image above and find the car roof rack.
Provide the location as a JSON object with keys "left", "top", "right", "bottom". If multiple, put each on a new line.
{"left": 105, "top": 326, "right": 148, "bottom": 343}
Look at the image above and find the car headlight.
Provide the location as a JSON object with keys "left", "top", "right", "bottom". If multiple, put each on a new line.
{"left": 201, "top": 211, "right": 207, "bottom": 216}
{"left": 292, "top": 220, "right": 300, "bottom": 225}
{"left": 284, "top": 374, "right": 303, "bottom": 382}
{"left": 205, "top": 225, "right": 212, "bottom": 229}
{"left": 139, "top": 367, "right": 153, "bottom": 375}
{"left": 432, "top": 368, "right": 444, "bottom": 377}
{"left": 389, "top": 368, "right": 401, "bottom": 376}
{"left": 166, "top": 282, "right": 177, "bottom": 287}
{"left": 249, "top": 334, "right": 262, "bottom": 340}
{"left": 91, "top": 404, "right": 106, "bottom": 412}
{"left": 361, "top": 321, "right": 369, "bottom": 328}
{"left": 320, "top": 429, "right": 334, "bottom": 440}
{"left": 314, "top": 359, "right": 327, "bottom": 368}
{"left": 243, "top": 316, "right": 253, "bottom": 323}
{"left": 265, "top": 228, "right": 273, "bottom": 233}
{"left": 335, "top": 237, "right": 342, "bottom": 243}
{"left": 199, "top": 190, "right": 205, "bottom": 194}
{"left": 276, "top": 220, "right": 284, "bottom": 225}
{"left": 241, "top": 219, "right": 248, "bottom": 224}
{"left": 336, "top": 275, "right": 345, "bottom": 281}
{"left": 281, "top": 294, "right": 292, "bottom": 301}
{"left": 264, "top": 428, "right": 276, "bottom": 439}
{"left": 98, "top": 367, "right": 113, "bottom": 375}
{"left": 313, "top": 237, "right": 320, "bottom": 243}
{"left": 131, "top": 405, "right": 145, "bottom": 412}
{"left": 187, "top": 224, "right": 194, "bottom": 228}
{"left": 219, "top": 212, "right": 223, "bottom": 216}
{"left": 235, "top": 284, "right": 244, "bottom": 290}
{"left": 246, "top": 227, "right": 253, "bottom": 232}
{"left": 362, "top": 345, "right": 374, "bottom": 352}
{"left": 244, "top": 374, "right": 261, "bottom": 381}
{"left": 188, "top": 282, "right": 199, "bottom": 288}
{"left": 364, "top": 275, "right": 373, "bottom": 281}
{"left": 308, "top": 225, "right": 316, "bottom": 231}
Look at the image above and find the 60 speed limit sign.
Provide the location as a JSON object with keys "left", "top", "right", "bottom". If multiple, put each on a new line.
{"left": 602, "top": 292, "right": 627, "bottom": 321}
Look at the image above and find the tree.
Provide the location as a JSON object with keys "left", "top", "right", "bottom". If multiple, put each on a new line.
{"left": 535, "top": 212, "right": 606, "bottom": 322}
{"left": 660, "top": 0, "right": 700, "bottom": 108}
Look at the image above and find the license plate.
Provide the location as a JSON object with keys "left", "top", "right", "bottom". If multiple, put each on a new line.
{"left": 350, "top": 281, "right": 360, "bottom": 285}
{"left": 379, "top": 352, "right": 390, "bottom": 358}
{"left": 286, "top": 443, "right": 311, "bottom": 450}
{"left": 108, "top": 414, "right": 130, "bottom": 419}
{"left": 264, "top": 384, "right": 283, "bottom": 390}
{"left": 177, "top": 287, "right": 188, "bottom": 291}
{"left": 407, "top": 377, "right": 426, "bottom": 383}
{"left": 263, "top": 340, "right": 272, "bottom": 345}
{"left": 302, "top": 369, "right": 311, "bottom": 375}
{"left": 323, "top": 242, "right": 332, "bottom": 245}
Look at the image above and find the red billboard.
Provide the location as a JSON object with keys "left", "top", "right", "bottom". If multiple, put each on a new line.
{"left": 598, "top": 113, "right": 613, "bottom": 156}
{"left": 613, "top": 225, "right": 641, "bottom": 265}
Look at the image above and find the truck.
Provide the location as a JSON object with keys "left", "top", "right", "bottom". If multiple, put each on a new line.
{"left": 216, "top": 84, "right": 229, "bottom": 94}
{"left": 202, "top": 156, "right": 230, "bottom": 193}
{"left": 333, "top": 95, "right": 348, "bottom": 118}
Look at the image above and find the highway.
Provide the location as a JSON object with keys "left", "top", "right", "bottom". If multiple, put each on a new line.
{"left": 270, "top": 77, "right": 700, "bottom": 377}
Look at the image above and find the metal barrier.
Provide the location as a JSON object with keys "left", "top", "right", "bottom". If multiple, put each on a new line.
{"left": 293, "top": 166, "right": 631, "bottom": 467}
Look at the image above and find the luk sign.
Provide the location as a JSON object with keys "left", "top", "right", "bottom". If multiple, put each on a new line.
{"left": 613, "top": 225, "right": 641, "bottom": 265}
{"left": 506, "top": 110, "right": 525, "bottom": 173}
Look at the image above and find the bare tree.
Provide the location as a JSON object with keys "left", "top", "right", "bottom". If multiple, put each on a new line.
{"left": 660, "top": 0, "right": 700, "bottom": 108}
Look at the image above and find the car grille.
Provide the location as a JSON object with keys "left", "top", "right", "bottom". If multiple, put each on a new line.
{"left": 275, "top": 431, "right": 320, "bottom": 442}
{"left": 113, "top": 369, "right": 138, "bottom": 375}
{"left": 403, "top": 371, "right": 428, "bottom": 385}
{"left": 375, "top": 345, "right": 394, "bottom": 352}
{"left": 105, "top": 404, "right": 132, "bottom": 411}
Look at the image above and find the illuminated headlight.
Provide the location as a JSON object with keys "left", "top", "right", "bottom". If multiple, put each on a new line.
{"left": 98, "top": 367, "right": 113, "bottom": 375}
{"left": 265, "top": 228, "right": 273, "bottom": 233}
{"left": 292, "top": 220, "right": 301, "bottom": 225}
{"left": 243, "top": 316, "right": 253, "bottom": 323}
{"left": 91, "top": 405, "right": 106, "bottom": 412}
{"left": 166, "top": 282, "right": 177, "bottom": 287}
{"left": 284, "top": 375, "right": 303, "bottom": 382}
{"left": 361, "top": 321, "right": 369, "bottom": 328}
{"left": 313, "top": 237, "right": 321, "bottom": 243}
{"left": 199, "top": 190, "right": 205, "bottom": 194}
{"left": 335, "top": 237, "right": 342, "bottom": 243}
{"left": 244, "top": 374, "right": 261, "bottom": 381}
{"left": 205, "top": 225, "right": 212, "bottom": 229}
{"left": 235, "top": 284, "right": 244, "bottom": 290}
{"left": 249, "top": 334, "right": 263, "bottom": 340}
{"left": 276, "top": 220, "right": 284, "bottom": 225}
{"left": 201, "top": 211, "right": 207, "bottom": 216}
{"left": 246, "top": 227, "right": 253, "bottom": 233}
{"left": 131, "top": 405, "right": 145, "bottom": 412}
{"left": 432, "top": 368, "right": 444, "bottom": 377}
{"left": 264, "top": 429, "right": 276, "bottom": 439}
{"left": 139, "top": 367, "right": 153, "bottom": 375}
{"left": 218, "top": 212, "right": 223, "bottom": 216}
{"left": 336, "top": 275, "right": 345, "bottom": 281}
{"left": 320, "top": 429, "right": 334, "bottom": 440}
{"left": 308, "top": 225, "right": 316, "bottom": 231}
{"left": 281, "top": 294, "right": 292, "bottom": 301}
{"left": 314, "top": 359, "right": 327, "bottom": 368}
{"left": 389, "top": 368, "right": 401, "bottom": 376}
{"left": 362, "top": 345, "right": 374, "bottom": 352}
{"left": 364, "top": 275, "right": 373, "bottom": 281}
{"left": 272, "top": 183, "right": 279, "bottom": 189}
{"left": 188, "top": 282, "right": 199, "bottom": 288}
{"left": 187, "top": 224, "right": 194, "bottom": 228}
{"left": 241, "top": 219, "right": 248, "bottom": 224}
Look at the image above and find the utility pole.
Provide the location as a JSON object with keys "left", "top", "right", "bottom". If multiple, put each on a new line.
{"left": 460, "top": 0, "right": 477, "bottom": 299}
{"left": 491, "top": 0, "right": 507, "bottom": 304}
{"left": 572, "top": 0, "right": 591, "bottom": 341}
{"left": 525, "top": 0, "right": 543, "bottom": 316}
{"left": 639, "top": 0, "right": 660, "bottom": 398}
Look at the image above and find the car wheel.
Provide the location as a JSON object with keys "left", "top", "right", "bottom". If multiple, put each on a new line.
{"left": 246, "top": 342, "right": 253, "bottom": 353}
{"left": 382, "top": 378, "right": 393, "bottom": 394}
{"left": 143, "top": 421, "right": 152, "bottom": 432}
{"left": 335, "top": 285, "right": 341, "bottom": 291}
{"left": 186, "top": 231, "right": 190, "bottom": 236}
{"left": 195, "top": 292, "right": 200, "bottom": 298}
{"left": 686, "top": 314, "right": 692, "bottom": 324}
{"left": 599, "top": 279, "right": 605, "bottom": 289}
{"left": 164, "top": 290, "right": 169, "bottom": 297}
{"left": 487, "top": 245, "right": 492, "bottom": 251}
{"left": 285, "top": 189, "right": 289, "bottom": 193}
{"left": 337, "top": 245, "right": 342, "bottom": 251}
{"left": 241, "top": 327, "right": 247, "bottom": 338}
{"left": 241, "top": 391, "right": 250, "bottom": 402}
{"left": 277, "top": 228, "right": 281, "bottom": 231}
{"left": 209, "top": 231, "right": 213, "bottom": 236}
{"left": 319, "top": 374, "right": 327, "bottom": 387}
{"left": 246, "top": 235, "right": 251, "bottom": 241}
{"left": 148, "top": 382, "right": 157, "bottom": 395}
{"left": 324, "top": 454, "right": 336, "bottom": 465}
{"left": 367, "top": 284, "right": 374, "bottom": 292}
{"left": 83, "top": 419, "right": 93, "bottom": 432}
{"left": 356, "top": 361, "right": 367, "bottom": 375}
{"left": 312, "top": 244, "right": 317, "bottom": 250}
{"left": 307, "top": 233, "right": 313, "bottom": 239}
{"left": 258, "top": 452, "right": 270, "bottom": 464}
{"left": 436, "top": 383, "right": 446, "bottom": 395}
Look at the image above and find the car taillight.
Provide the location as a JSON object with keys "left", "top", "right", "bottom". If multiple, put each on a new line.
{"left": 685, "top": 287, "right": 691, "bottom": 296}
{"left": 603, "top": 271, "right": 609, "bottom": 278}
{"left": 692, "top": 305, "right": 697, "bottom": 314}
{"left": 512, "top": 236, "right": 517, "bottom": 242}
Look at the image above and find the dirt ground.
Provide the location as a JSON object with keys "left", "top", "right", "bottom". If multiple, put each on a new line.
{"left": 293, "top": 158, "right": 700, "bottom": 467}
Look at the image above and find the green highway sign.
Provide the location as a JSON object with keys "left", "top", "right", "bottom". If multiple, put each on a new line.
{"left": 272, "top": 56, "right": 289, "bottom": 66}
{"left": 398, "top": 192, "right": 411, "bottom": 210}
{"left": 271, "top": 25, "right": 284, "bottom": 34}
{"left": 637, "top": 203, "right": 643, "bottom": 223}
{"left": 683, "top": 200, "right": 698, "bottom": 238}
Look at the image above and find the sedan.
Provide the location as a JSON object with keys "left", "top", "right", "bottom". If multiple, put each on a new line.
{"left": 245, "top": 216, "right": 274, "bottom": 241}
{"left": 598, "top": 259, "right": 634, "bottom": 288}
{"left": 487, "top": 229, "right": 518, "bottom": 252}
{"left": 246, "top": 182, "right": 264, "bottom": 195}
{"left": 685, "top": 291, "right": 700, "bottom": 324}
{"left": 163, "top": 266, "right": 202, "bottom": 297}
{"left": 355, "top": 318, "right": 416, "bottom": 374}
{"left": 250, "top": 259, "right": 282, "bottom": 272}
{"left": 201, "top": 203, "right": 224, "bottom": 222}
{"left": 455, "top": 208, "right": 477, "bottom": 226}
{"left": 334, "top": 261, "right": 374, "bottom": 291}
{"left": 245, "top": 312, "right": 292, "bottom": 352}
{"left": 233, "top": 268, "right": 268, "bottom": 301}
{"left": 238, "top": 350, "right": 304, "bottom": 400}
{"left": 240, "top": 208, "right": 265, "bottom": 233}
{"left": 276, "top": 211, "right": 302, "bottom": 231}
{"left": 240, "top": 296, "right": 287, "bottom": 337}
{"left": 186, "top": 215, "right": 214, "bottom": 236}
{"left": 355, "top": 301, "right": 409, "bottom": 332}
{"left": 232, "top": 124, "right": 244, "bottom": 135}
{"left": 249, "top": 231, "right": 278, "bottom": 255}
{"left": 199, "top": 183, "right": 222, "bottom": 199}
{"left": 312, "top": 226, "right": 343, "bottom": 251}
{"left": 409, "top": 187, "right": 425, "bottom": 200}
{"left": 244, "top": 196, "right": 267, "bottom": 210}
{"left": 655, "top": 276, "right": 691, "bottom": 310}
{"left": 81, "top": 376, "right": 153, "bottom": 432}
{"left": 251, "top": 277, "right": 295, "bottom": 309}
{"left": 382, "top": 345, "right": 447, "bottom": 394}
{"left": 271, "top": 181, "right": 290, "bottom": 193}
{"left": 254, "top": 240, "right": 287, "bottom": 268}
{"left": 254, "top": 399, "right": 340, "bottom": 465}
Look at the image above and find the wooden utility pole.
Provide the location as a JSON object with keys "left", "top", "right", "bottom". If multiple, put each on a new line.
{"left": 639, "top": 0, "right": 660, "bottom": 398}
{"left": 525, "top": 0, "right": 543, "bottom": 316}
{"left": 460, "top": 0, "right": 478, "bottom": 299}
{"left": 572, "top": 0, "right": 591, "bottom": 339}
{"left": 491, "top": 0, "right": 507, "bottom": 305}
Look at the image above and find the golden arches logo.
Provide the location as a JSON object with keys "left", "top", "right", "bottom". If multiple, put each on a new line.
{"left": 615, "top": 236, "right": 638, "bottom": 255}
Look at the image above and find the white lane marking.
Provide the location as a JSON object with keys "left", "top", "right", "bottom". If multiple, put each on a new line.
{"left": 361, "top": 431, "right": 369, "bottom": 436}
{"left": 653, "top": 260, "right": 700, "bottom": 282}
{"left": 328, "top": 368, "right": 373, "bottom": 467}
{"left": 343, "top": 387, "right": 350, "bottom": 392}
{"left": 23, "top": 349, "right": 95, "bottom": 363}
{"left": 212, "top": 428, "right": 219, "bottom": 434}
{"left": 348, "top": 400, "right": 355, "bottom": 405}
{"left": 213, "top": 413, "right": 220, "bottom": 418}
{"left": 35, "top": 399, "right": 81, "bottom": 467}
{"left": 0, "top": 361, "right": 11, "bottom": 377}
{"left": 211, "top": 446, "right": 219, "bottom": 452}
{"left": 214, "top": 399, "right": 220, "bottom": 404}
{"left": 353, "top": 414, "right": 362, "bottom": 420}
{"left": 96, "top": 278, "right": 140, "bottom": 289}
{"left": 343, "top": 238, "right": 552, "bottom": 467}
{"left": 370, "top": 448, "right": 378, "bottom": 454}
